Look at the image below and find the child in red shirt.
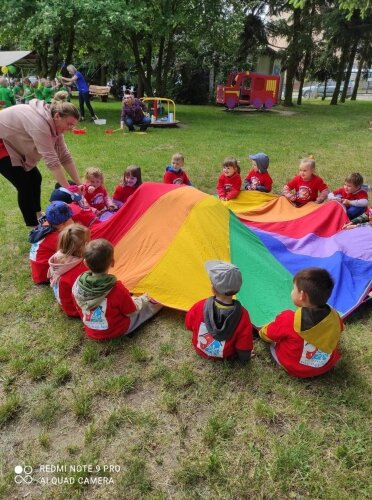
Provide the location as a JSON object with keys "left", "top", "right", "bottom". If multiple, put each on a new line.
{"left": 72, "top": 239, "right": 162, "bottom": 341}
{"left": 283, "top": 157, "right": 328, "bottom": 206}
{"left": 48, "top": 223, "right": 90, "bottom": 317}
{"left": 113, "top": 165, "right": 142, "bottom": 206}
{"left": 244, "top": 152, "right": 273, "bottom": 192}
{"left": 80, "top": 167, "right": 117, "bottom": 215}
{"left": 216, "top": 157, "right": 242, "bottom": 201}
{"left": 259, "top": 267, "right": 343, "bottom": 378}
{"left": 29, "top": 201, "right": 74, "bottom": 284}
{"left": 328, "top": 172, "right": 368, "bottom": 219}
{"left": 163, "top": 153, "right": 192, "bottom": 185}
{"left": 185, "top": 260, "right": 253, "bottom": 361}
{"left": 50, "top": 182, "right": 99, "bottom": 227}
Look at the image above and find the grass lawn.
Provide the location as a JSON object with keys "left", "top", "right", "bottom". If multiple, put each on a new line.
{"left": 0, "top": 98, "right": 371, "bottom": 499}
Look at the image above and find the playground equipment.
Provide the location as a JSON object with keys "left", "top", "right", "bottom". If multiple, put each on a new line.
{"left": 216, "top": 71, "right": 280, "bottom": 110}
{"left": 140, "top": 97, "right": 179, "bottom": 127}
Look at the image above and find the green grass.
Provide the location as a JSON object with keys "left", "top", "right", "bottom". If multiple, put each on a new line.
{"left": 0, "top": 98, "right": 371, "bottom": 498}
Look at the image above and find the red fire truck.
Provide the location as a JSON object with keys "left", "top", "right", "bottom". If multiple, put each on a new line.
{"left": 216, "top": 71, "right": 281, "bottom": 110}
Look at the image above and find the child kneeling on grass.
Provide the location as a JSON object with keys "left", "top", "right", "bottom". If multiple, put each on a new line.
{"left": 72, "top": 239, "right": 162, "bottom": 341}
{"left": 185, "top": 260, "right": 253, "bottom": 361}
{"left": 259, "top": 267, "right": 343, "bottom": 378}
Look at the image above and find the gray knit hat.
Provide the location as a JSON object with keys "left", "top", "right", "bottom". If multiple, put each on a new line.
{"left": 205, "top": 260, "right": 242, "bottom": 295}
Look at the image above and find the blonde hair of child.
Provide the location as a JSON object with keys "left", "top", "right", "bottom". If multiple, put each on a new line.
{"left": 223, "top": 156, "right": 240, "bottom": 174}
{"left": 58, "top": 223, "right": 90, "bottom": 258}
{"left": 0, "top": 78, "right": 9, "bottom": 88}
{"left": 50, "top": 91, "right": 80, "bottom": 120}
{"left": 84, "top": 166, "right": 104, "bottom": 183}
{"left": 300, "top": 155, "right": 316, "bottom": 170}
{"left": 172, "top": 153, "right": 184, "bottom": 163}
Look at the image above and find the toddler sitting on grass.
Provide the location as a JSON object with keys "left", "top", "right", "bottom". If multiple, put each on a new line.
{"left": 283, "top": 156, "right": 328, "bottom": 206}
{"left": 216, "top": 157, "right": 242, "bottom": 201}
{"left": 163, "top": 153, "right": 192, "bottom": 185}
{"left": 328, "top": 172, "right": 368, "bottom": 220}
{"left": 73, "top": 239, "right": 162, "bottom": 341}
{"left": 185, "top": 260, "right": 253, "bottom": 362}
{"left": 259, "top": 267, "right": 343, "bottom": 378}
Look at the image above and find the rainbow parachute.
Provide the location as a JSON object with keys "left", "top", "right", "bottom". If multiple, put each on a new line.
{"left": 92, "top": 183, "right": 372, "bottom": 327}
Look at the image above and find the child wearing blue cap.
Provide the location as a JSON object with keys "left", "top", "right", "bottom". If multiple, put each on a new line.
{"left": 29, "top": 201, "right": 74, "bottom": 284}
{"left": 244, "top": 152, "right": 273, "bottom": 193}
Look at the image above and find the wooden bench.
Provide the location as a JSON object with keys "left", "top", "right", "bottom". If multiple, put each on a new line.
{"left": 89, "top": 85, "right": 110, "bottom": 102}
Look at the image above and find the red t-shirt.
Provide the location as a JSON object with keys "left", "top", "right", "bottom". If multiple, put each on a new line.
{"left": 81, "top": 184, "right": 109, "bottom": 211}
{"left": 216, "top": 173, "right": 242, "bottom": 200}
{"left": 263, "top": 310, "right": 342, "bottom": 378}
{"left": 69, "top": 203, "right": 98, "bottom": 227}
{"left": 0, "top": 139, "right": 9, "bottom": 160}
{"left": 286, "top": 175, "right": 328, "bottom": 206}
{"left": 332, "top": 187, "right": 368, "bottom": 202}
{"left": 112, "top": 184, "right": 137, "bottom": 203}
{"left": 245, "top": 169, "right": 273, "bottom": 192}
{"left": 185, "top": 299, "right": 253, "bottom": 360}
{"left": 51, "top": 261, "right": 88, "bottom": 317}
{"left": 163, "top": 169, "right": 191, "bottom": 185}
{"left": 73, "top": 280, "right": 137, "bottom": 341}
{"left": 29, "top": 231, "right": 59, "bottom": 284}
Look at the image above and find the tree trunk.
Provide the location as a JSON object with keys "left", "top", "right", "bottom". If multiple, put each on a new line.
{"left": 145, "top": 38, "right": 153, "bottom": 90}
{"left": 130, "top": 33, "right": 153, "bottom": 97}
{"left": 50, "top": 34, "right": 62, "bottom": 78}
{"left": 156, "top": 37, "right": 165, "bottom": 95}
{"left": 100, "top": 66, "right": 107, "bottom": 86}
{"left": 209, "top": 65, "right": 215, "bottom": 102}
{"left": 283, "top": 8, "right": 302, "bottom": 107}
{"left": 351, "top": 57, "right": 364, "bottom": 100}
{"left": 65, "top": 26, "right": 75, "bottom": 67}
{"left": 297, "top": 0, "right": 316, "bottom": 105}
{"left": 340, "top": 37, "right": 359, "bottom": 102}
{"left": 330, "top": 45, "right": 350, "bottom": 105}
{"left": 37, "top": 43, "right": 49, "bottom": 77}
{"left": 160, "top": 37, "right": 174, "bottom": 96}
{"left": 297, "top": 49, "right": 311, "bottom": 105}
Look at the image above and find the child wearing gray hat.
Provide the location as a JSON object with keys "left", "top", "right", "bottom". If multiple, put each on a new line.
{"left": 185, "top": 260, "right": 253, "bottom": 361}
{"left": 244, "top": 152, "right": 273, "bottom": 192}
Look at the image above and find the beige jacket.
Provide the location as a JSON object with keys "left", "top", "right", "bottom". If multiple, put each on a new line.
{"left": 0, "top": 99, "right": 75, "bottom": 172}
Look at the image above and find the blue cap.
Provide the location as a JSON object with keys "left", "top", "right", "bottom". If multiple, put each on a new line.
{"left": 45, "top": 201, "right": 73, "bottom": 226}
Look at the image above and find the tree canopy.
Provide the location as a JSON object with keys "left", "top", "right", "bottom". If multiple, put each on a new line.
{"left": 1, "top": 0, "right": 371, "bottom": 105}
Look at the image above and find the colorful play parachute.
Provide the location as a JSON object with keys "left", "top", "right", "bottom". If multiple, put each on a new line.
{"left": 92, "top": 183, "right": 372, "bottom": 327}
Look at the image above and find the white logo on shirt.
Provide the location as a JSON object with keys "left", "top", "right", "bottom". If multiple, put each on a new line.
{"left": 299, "top": 341, "right": 331, "bottom": 368}
{"left": 197, "top": 322, "right": 225, "bottom": 358}
{"left": 82, "top": 299, "right": 108, "bottom": 330}
{"left": 29, "top": 241, "right": 41, "bottom": 261}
